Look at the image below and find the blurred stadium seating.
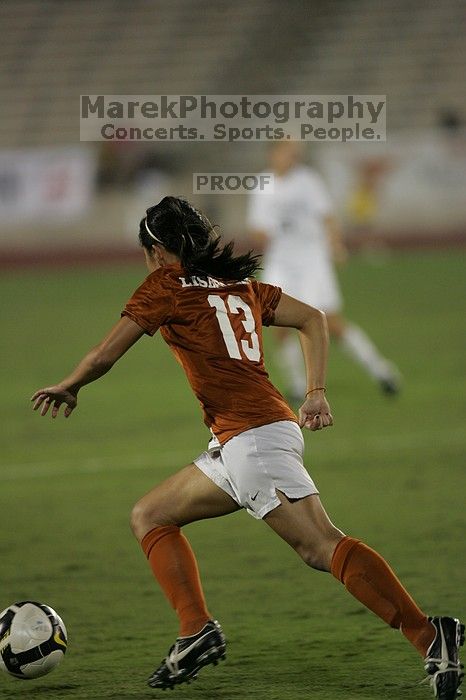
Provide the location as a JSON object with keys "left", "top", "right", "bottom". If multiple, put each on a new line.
{"left": 0, "top": 0, "right": 465, "bottom": 260}
{"left": 1, "top": 0, "right": 465, "bottom": 145}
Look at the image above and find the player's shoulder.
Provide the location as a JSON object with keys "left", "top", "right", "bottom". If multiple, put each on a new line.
{"left": 144, "top": 263, "right": 183, "bottom": 289}
{"left": 247, "top": 276, "right": 279, "bottom": 300}
{"left": 130, "top": 265, "right": 183, "bottom": 308}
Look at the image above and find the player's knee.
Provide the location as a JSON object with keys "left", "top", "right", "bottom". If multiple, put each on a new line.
{"left": 299, "top": 544, "right": 329, "bottom": 571}
{"left": 130, "top": 498, "right": 165, "bottom": 540}
{"left": 298, "top": 534, "right": 343, "bottom": 572}
{"left": 130, "top": 500, "right": 145, "bottom": 538}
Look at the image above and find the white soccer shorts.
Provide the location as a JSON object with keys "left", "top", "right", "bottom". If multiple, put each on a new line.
{"left": 194, "top": 420, "right": 318, "bottom": 519}
{"left": 264, "top": 249, "right": 342, "bottom": 314}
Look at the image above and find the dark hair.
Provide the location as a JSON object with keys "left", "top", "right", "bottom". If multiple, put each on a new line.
{"left": 139, "top": 196, "right": 261, "bottom": 281}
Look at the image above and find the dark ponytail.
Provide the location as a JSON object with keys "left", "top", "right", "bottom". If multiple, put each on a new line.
{"left": 139, "top": 196, "right": 261, "bottom": 281}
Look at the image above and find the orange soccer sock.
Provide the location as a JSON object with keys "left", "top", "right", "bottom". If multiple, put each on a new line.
{"left": 331, "top": 536, "right": 435, "bottom": 656}
{"left": 141, "top": 525, "right": 211, "bottom": 638}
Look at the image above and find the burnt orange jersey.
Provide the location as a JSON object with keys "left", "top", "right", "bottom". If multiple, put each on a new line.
{"left": 122, "top": 262, "right": 297, "bottom": 444}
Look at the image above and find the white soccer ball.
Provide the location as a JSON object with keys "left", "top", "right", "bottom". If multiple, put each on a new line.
{"left": 0, "top": 601, "right": 67, "bottom": 679}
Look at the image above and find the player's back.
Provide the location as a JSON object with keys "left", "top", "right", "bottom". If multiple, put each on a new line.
{"left": 123, "top": 263, "right": 296, "bottom": 443}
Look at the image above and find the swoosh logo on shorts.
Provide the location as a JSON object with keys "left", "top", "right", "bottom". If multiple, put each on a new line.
{"left": 250, "top": 491, "right": 259, "bottom": 501}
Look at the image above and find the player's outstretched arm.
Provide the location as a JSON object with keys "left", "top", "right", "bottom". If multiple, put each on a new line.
{"left": 272, "top": 293, "right": 333, "bottom": 431}
{"left": 31, "top": 317, "right": 145, "bottom": 419}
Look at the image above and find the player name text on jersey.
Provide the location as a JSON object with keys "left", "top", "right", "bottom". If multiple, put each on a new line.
{"left": 179, "top": 276, "right": 248, "bottom": 288}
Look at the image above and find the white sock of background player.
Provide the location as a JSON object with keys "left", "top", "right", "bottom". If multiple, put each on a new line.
{"left": 341, "top": 323, "right": 397, "bottom": 382}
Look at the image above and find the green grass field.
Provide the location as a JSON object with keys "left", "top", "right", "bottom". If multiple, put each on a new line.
{"left": 1, "top": 250, "right": 465, "bottom": 700}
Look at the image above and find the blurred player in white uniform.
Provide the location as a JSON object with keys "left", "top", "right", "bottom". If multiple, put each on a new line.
{"left": 248, "top": 141, "right": 400, "bottom": 399}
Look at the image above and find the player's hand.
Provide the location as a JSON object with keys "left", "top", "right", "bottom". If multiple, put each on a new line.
{"left": 31, "top": 385, "right": 78, "bottom": 418}
{"left": 298, "top": 393, "right": 333, "bottom": 431}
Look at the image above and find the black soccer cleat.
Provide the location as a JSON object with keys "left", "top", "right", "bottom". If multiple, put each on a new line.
{"left": 375, "top": 360, "right": 402, "bottom": 396}
{"left": 423, "top": 617, "right": 464, "bottom": 699}
{"left": 379, "top": 375, "right": 400, "bottom": 396}
{"left": 148, "top": 619, "right": 226, "bottom": 690}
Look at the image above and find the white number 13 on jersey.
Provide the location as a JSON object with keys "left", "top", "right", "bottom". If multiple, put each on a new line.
{"left": 208, "top": 294, "right": 260, "bottom": 362}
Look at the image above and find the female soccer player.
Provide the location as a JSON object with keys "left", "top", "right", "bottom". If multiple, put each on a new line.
{"left": 248, "top": 140, "right": 401, "bottom": 400}
{"left": 31, "top": 197, "right": 462, "bottom": 699}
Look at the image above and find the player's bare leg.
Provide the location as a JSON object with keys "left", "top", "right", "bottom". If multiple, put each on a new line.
{"left": 264, "top": 491, "right": 463, "bottom": 699}
{"left": 275, "top": 314, "right": 400, "bottom": 399}
{"left": 131, "top": 463, "right": 240, "bottom": 538}
{"left": 131, "top": 464, "right": 239, "bottom": 690}
{"left": 263, "top": 490, "right": 433, "bottom": 646}
{"left": 263, "top": 490, "right": 344, "bottom": 571}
